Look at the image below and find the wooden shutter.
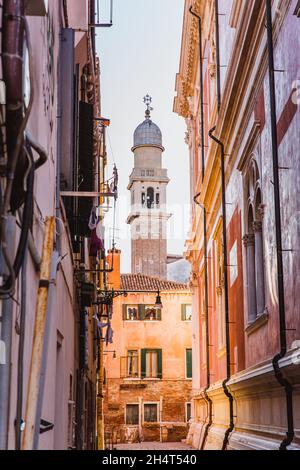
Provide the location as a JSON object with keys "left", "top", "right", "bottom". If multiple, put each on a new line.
{"left": 157, "top": 349, "right": 162, "bottom": 379}
{"left": 181, "top": 304, "right": 186, "bottom": 321}
{"left": 138, "top": 304, "right": 145, "bottom": 321}
{"left": 122, "top": 304, "right": 127, "bottom": 320}
{"left": 156, "top": 308, "right": 162, "bottom": 321}
{"left": 141, "top": 349, "right": 146, "bottom": 378}
{"left": 186, "top": 349, "right": 192, "bottom": 379}
{"left": 77, "top": 101, "right": 94, "bottom": 236}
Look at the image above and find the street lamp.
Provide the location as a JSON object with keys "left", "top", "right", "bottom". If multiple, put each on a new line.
{"left": 155, "top": 291, "right": 163, "bottom": 309}
{"left": 104, "top": 350, "right": 116, "bottom": 359}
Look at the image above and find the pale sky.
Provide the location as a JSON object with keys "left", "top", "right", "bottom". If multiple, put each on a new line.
{"left": 96, "top": 0, "right": 190, "bottom": 273}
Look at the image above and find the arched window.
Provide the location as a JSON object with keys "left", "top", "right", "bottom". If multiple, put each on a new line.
{"left": 141, "top": 192, "right": 146, "bottom": 207}
{"left": 243, "top": 159, "right": 265, "bottom": 322}
{"left": 147, "top": 187, "right": 154, "bottom": 209}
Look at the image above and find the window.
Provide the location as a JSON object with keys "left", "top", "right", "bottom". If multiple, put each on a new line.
{"left": 126, "top": 404, "right": 139, "bottom": 425}
{"left": 243, "top": 158, "right": 265, "bottom": 322}
{"left": 146, "top": 187, "right": 154, "bottom": 209}
{"left": 181, "top": 304, "right": 192, "bottom": 321}
{"left": 156, "top": 193, "right": 160, "bottom": 207}
{"left": 127, "top": 350, "right": 139, "bottom": 378}
{"left": 123, "top": 305, "right": 161, "bottom": 321}
{"left": 214, "top": 221, "right": 226, "bottom": 350}
{"left": 144, "top": 305, "right": 161, "bottom": 321}
{"left": 123, "top": 305, "right": 139, "bottom": 321}
{"left": 186, "top": 403, "right": 192, "bottom": 423}
{"left": 141, "top": 192, "right": 146, "bottom": 206}
{"left": 141, "top": 349, "right": 162, "bottom": 379}
{"left": 186, "top": 349, "right": 192, "bottom": 379}
{"left": 144, "top": 404, "right": 158, "bottom": 423}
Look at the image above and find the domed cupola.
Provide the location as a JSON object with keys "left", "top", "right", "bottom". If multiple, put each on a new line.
{"left": 132, "top": 94, "right": 164, "bottom": 151}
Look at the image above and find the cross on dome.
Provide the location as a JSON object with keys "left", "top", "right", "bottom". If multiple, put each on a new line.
{"left": 143, "top": 94, "right": 154, "bottom": 119}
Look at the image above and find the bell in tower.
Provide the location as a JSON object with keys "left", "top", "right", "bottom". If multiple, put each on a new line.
{"left": 127, "top": 96, "right": 171, "bottom": 279}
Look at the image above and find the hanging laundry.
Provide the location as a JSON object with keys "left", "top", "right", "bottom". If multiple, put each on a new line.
{"left": 105, "top": 322, "right": 114, "bottom": 346}
{"left": 89, "top": 206, "right": 104, "bottom": 256}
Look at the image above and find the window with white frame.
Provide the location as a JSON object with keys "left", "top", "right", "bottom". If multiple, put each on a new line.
{"left": 181, "top": 304, "right": 192, "bottom": 321}
{"left": 125, "top": 404, "right": 139, "bottom": 425}
{"left": 123, "top": 305, "right": 139, "bottom": 321}
{"left": 144, "top": 403, "right": 159, "bottom": 423}
{"left": 144, "top": 305, "right": 161, "bottom": 321}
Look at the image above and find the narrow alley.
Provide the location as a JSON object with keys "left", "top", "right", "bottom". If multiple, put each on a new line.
{"left": 0, "top": 0, "right": 299, "bottom": 457}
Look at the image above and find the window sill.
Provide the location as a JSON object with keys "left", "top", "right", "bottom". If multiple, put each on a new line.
{"left": 245, "top": 310, "right": 269, "bottom": 336}
{"left": 142, "top": 378, "right": 162, "bottom": 381}
{"left": 124, "top": 320, "right": 162, "bottom": 323}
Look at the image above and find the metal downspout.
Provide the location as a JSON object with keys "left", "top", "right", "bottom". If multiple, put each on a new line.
{"left": 22, "top": 217, "right": 55, "bottom": 450}
{"left": 209, "top": 127, "right": 234, "bottom": 451}
{"left": 0, "top": 216, "right": 15, "bottom": 449}
{"left": 33, "top": 251, "right": 60, "bottom": 450}
{"left": 208, "top": 0, "right": 234, "bottom": 450}
{"left": 189, "top": 6, "right": 213, "bottom": 451}
{"left": 265, "top": 0, "right": 294, "bottom": 450}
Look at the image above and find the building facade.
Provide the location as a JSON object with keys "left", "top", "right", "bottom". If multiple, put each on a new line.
{"left": 0, "top": 0, "right": 113, "bottom": 450}
{"left": 104, "top": 264, "right": 192, "bottom": 445}
{"left": 174, "top": 0, "right": 300, "bottom": 450}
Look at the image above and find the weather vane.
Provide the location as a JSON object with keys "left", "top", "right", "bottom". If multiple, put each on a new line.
{"left": 143, "top": 94, "right": 153, "bottom": 119}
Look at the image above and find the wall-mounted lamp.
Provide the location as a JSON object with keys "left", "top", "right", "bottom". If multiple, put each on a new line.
{"left": 104, "top": 350, "right": 116, "bottom": 359}
{"left": 155, "top": 291, "right": 163, "bottom": 309}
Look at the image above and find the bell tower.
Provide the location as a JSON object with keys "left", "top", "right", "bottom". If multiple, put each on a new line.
{"left": 127, "top": 96, "right": 171, "bottom": 279}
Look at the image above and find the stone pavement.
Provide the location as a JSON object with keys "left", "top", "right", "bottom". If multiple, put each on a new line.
{"left": 115, "top": 442, "right": 194, "bottom": 450}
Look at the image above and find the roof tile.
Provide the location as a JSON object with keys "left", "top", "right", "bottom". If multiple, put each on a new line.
{"left": 120, "top": 273, "right": 188, "bottom": 292}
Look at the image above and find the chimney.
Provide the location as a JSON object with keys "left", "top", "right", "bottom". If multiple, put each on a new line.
{"left": 107, "top": 249, "right": 121, "bottom": 290}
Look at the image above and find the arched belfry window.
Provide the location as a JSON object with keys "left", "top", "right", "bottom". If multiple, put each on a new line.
{"left": 141, "top": 192, "right": 146, "bottom": 207}
{"left": 147, "top": 187, "right": 154, "bottom": 209}
{"left": 243, "top": 158, "right": 266, "bottom": 322}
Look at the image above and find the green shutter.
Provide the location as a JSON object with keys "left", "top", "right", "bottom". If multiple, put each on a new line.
{"left": 139, "top": 304, "right": 145, "bottom": 320}
{"left": 122, "top": 304, "right": 127, "bottom": 320}
{"left": 141, "top": 349, "right": 146, "bottom": 378}
{"left": 157, "top": 349, "right": 162, "bottom": 379}
{"left": 186, "top": 349, "right": 192, "bottom": 379}
{"left": 156, "top": 308, "right": 162, "bottom": 321}
{"left": 181, "top": 304, "right": 186, "bottom": 321}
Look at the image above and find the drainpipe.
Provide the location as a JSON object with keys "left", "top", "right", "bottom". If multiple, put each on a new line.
{"left": 22, "top": 217, "right": 55, "bottom": 450}
{"left": 0, "top": 216, "right": 16, "bottom": 449}
{"left": 208, "top": 0, "right": 234, "bottom": 450}
{"left": 189, "top": 6, "right": 213, "bottom": 451}
{"left": 265, "top": 0, "right": 294, "bottom": 450}
{"left": 33, "top": 251, "right": 61, "bottom": 450}
{"left": 214, "top": 0, "right": 221, "bottom": 113}
{"left": 209, "top": 127, "right": 234, "bottom": 450}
